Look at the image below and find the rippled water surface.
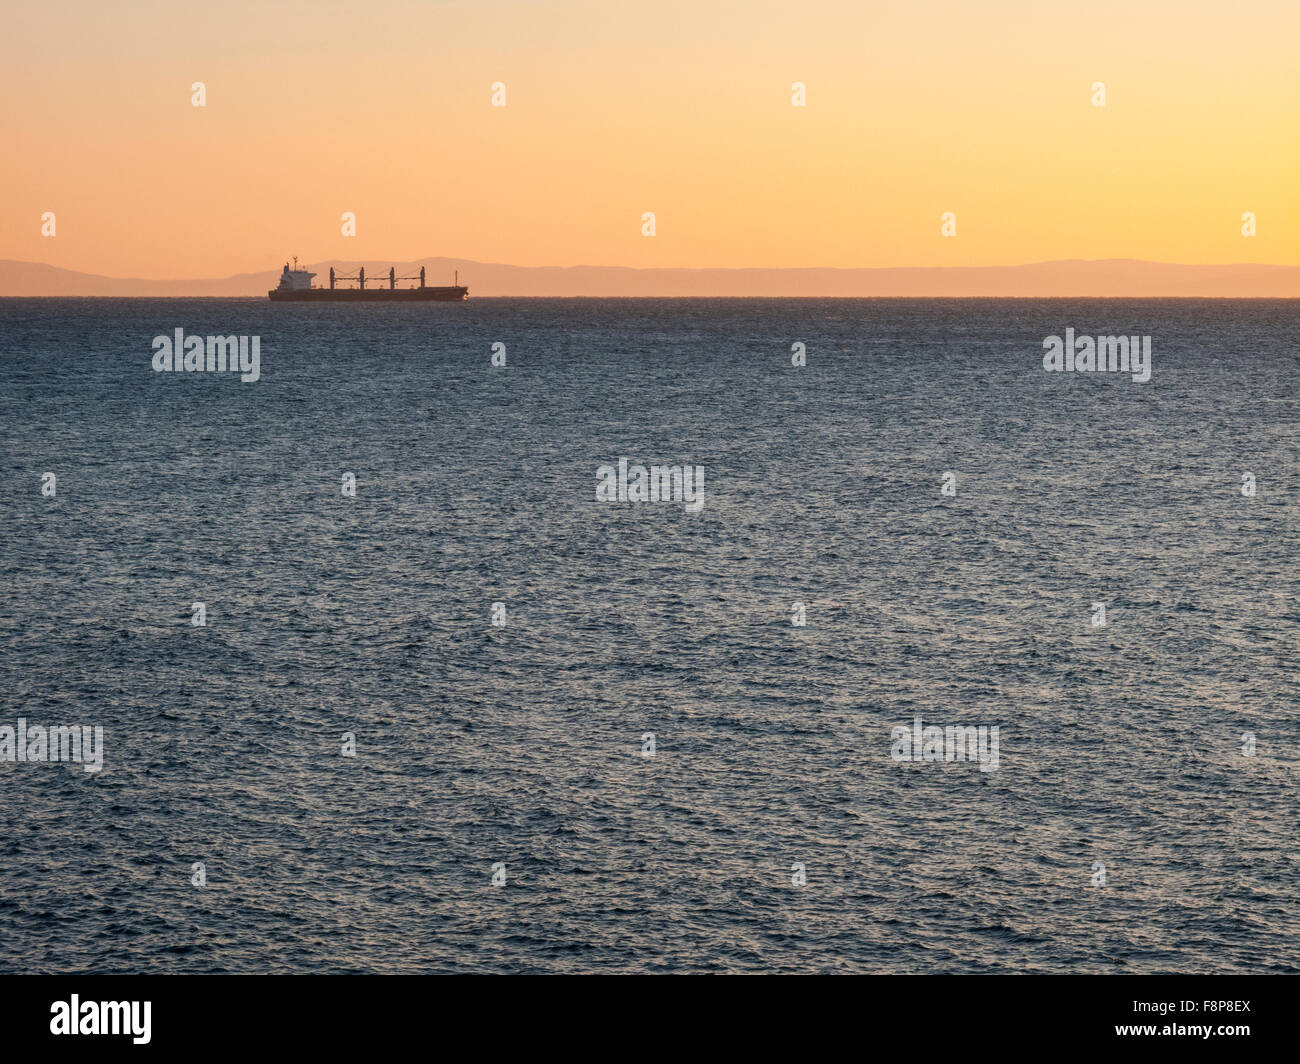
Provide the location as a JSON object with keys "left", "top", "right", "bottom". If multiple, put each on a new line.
{"left": 1, "top": 297, "right": 1297, "bottom": 973}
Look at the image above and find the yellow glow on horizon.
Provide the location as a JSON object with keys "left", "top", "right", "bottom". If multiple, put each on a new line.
{"left": 2, "top": 0, "right": 1297, "bottom": 278}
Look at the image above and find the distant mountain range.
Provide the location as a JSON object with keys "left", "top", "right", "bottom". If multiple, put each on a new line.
{"left": 2, "top": 258, "right": 1298, "bottom": 297}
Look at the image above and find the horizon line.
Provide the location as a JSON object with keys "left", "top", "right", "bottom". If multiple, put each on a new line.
{"left": 6, "top": 255, "right": 1300, "bottom": 284}
{"left": 8, "top": 257, "right": 1297, "bottom": 299}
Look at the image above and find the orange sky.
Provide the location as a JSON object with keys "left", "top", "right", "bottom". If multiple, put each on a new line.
{"left": 3, "top": 0, "right": 1297, "bottom": 278}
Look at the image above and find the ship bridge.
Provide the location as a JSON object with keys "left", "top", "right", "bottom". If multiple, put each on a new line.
{"left": 276, "top": 257, "right": 317, "bottom": 291}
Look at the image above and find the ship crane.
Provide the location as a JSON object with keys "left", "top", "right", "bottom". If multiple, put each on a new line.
{"left": 327, "top": 266, "right": 439, "bottom": 291}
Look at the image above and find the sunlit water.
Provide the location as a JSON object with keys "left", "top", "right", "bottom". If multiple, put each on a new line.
{"left": 1, "top": 297, "right": 1297, "bottom": 973}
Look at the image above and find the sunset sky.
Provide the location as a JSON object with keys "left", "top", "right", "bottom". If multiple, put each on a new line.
{"left": 3, "top": 0, "right": 1298, "bottom": 279}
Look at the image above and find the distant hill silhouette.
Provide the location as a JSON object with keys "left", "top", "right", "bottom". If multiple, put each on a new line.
{"left": 2, "top": 258, "right": 1297, "bottom": 297}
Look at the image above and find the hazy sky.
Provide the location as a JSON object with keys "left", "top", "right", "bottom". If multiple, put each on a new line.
{"left": 4, "top": 0, "right": 1297, "bottom": 277}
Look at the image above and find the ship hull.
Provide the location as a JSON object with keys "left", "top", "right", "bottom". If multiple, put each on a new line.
{"left": 268, "top": 286, "right": 468, "bottom": 302}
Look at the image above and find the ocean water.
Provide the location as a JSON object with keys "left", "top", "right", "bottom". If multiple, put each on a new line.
{"left": 1, "top": 297, "right": 1297, "bottom": 974}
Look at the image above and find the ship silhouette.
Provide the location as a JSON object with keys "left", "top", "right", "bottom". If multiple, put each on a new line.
{"left": 268, "top": 257, "right": 468, "bottom": 301}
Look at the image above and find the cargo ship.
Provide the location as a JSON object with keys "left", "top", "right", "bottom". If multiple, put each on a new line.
{"left": 268, "top": 258, "right": 468, "bottom": 301}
